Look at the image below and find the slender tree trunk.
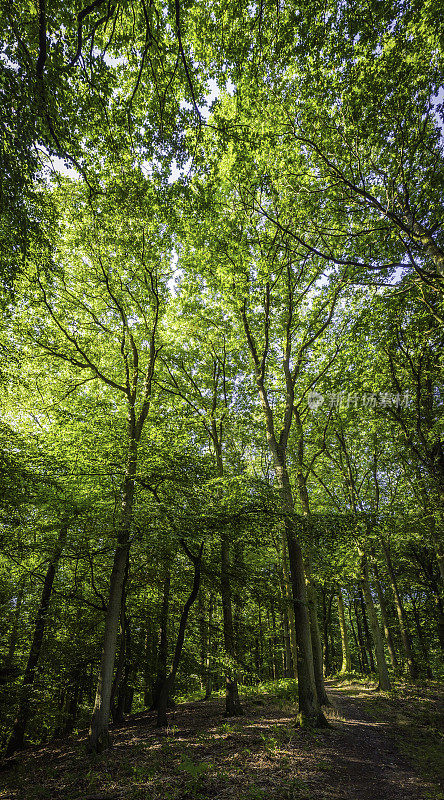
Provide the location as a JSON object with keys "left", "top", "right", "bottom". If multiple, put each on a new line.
{"left": 151, "top": 560, "right": 171, "bottom": 709}
{"left": 281, "top": 608, "right": 293, "bottom": 678}
{"left": 360, "top": 551, "right": 391, "bottom": 691}
{"left": 321, "top": 587, "right": 334, "bottom": 677}
{"left": 321, "top": 589, "right": 329, "bottom": 676}
{"left": 212, "top": 430, "right": 243, "bottom": 716}
{"left": 435, "top": 542, "right": 444, "bottom": 587}
{"left": 293, "top": 418, "right": 329, "bottom": 705}
{"left": 372, "top": 565, "right": 399, "bottom": 673}
{"left": 110, "top": 610, "right": 126, "bottom": 724}
{"left": 221, "top": 527, "right": 243, "bottom": 715}
{"left": 354, "top": 599, "right": 369, "bottom": 673}
{"left": 198, "top": 591, "right": 207, "bottom": 691}
{"left": 306, "top": 575, "right": 330, "bottom": 704}
{"left": 143, "top": 616, "right": 156, "bottom": 708}
{"left": 435, "top": 603, "right": 444, "bottom": 650}
{"left": 359, "top": 589, "right": 376, "bottom": 671}
{"left": 258, "top": 603, "right": 265, "bottom": 679}
{"left": 204, "top": 594, "right": 214, "bottom": 700}
{"left": 61, "top": 668, "right": 82, "bottom": 735}
{"left": 381, "top": 538, "right": 418, "bottom": 679}
{"left": 410, "top": 595, "right": 433, "bottom": 679}
{"left": 337, "top": 587, "right": 352, "bottom": 674}
{"left": 240, "top": 303, "right": 326, "bottom": 725}
{"left": 7, "top": 585, "right": 24, "bottom": 666}
{"left": 275, "top": 464, "right": 326, "bottom": 725}
{"left": 233, "top": 540, "right": 245, "bottom": 666}
{"left": 111, "top": 601, "right": 131, "bottom": 724}
{"left": 270, "top": 601, "right": 278, "bottom": 679}
{"left": 6, "top": 524, "right": 68, "bottom": 756}
{"left": 280, "top": 531, "right": 298, "bottom": 678}
{"left": 347, "top": 599, "right": 361, "bottom": 672}
{"left": 87, "top": 437, "right": 137, "bottom": 754}
{"left": 425, "top": 572, "right": 444, "bottom": 650}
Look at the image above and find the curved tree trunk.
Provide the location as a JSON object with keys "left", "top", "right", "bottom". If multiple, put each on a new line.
{"left": 157, "top": 542, "right": 203, "bottom": 727}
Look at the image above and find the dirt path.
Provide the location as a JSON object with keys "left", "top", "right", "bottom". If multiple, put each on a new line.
{"left": 0, "top": 683, "right": 442, "bottom": 800}
{"left": 316, "top": 688, "right": 430, "bottom": 800}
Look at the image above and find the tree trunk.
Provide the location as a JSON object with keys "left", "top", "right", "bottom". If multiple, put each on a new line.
{"left": 204, "top": 594, "right": 214, "bottom": 700}
{"left": 282, "top": 609, "right": 294, "bottom": 678}
{"left": 306, "top": 576, "right": 330, "bottom": 704}
{"left": 7, "top": 585, "right": 24, "bottom": 666}
{"left": 157, "top": 542, "right": 203, "bottom": 727}
{"left": 337, "top": 587, "right": 352, "bottom": 674}
{"left": 240, "top": 308, "right": 325, "bottom": 725}
{"left": 258, "top": 603, "right": 265, "bottom": 679}
{"left": 111, "top": 603, "right": 131, "bottom": 725}
{"left": 6, "top": 524, "right": 68, "bottom": 756}
{"left": 275, "top": 464, "right": 326, "bottom": 726}
{"left": 87, "top": 437, "right": 137, "bottom": 754}
{"left": 211, "top": 427, "right": 243, "bottom": 716}
{"left": 280, "top": 531, "right": 298, "bottom": 678}
{"left": 233, "top": 540, "right": 245, "bottom": 666}
{"left": 354, "top": 598, "right": 370, "bottom": 673}
{"left": 321, "top": 587, "right": 334, "bottom": 677}
{"left": 293, "top": 418, "right": 329, "bottom": 705}
{"left": 360, "top": 551, "right": 391, "bottom": 691}
{"left": 372, "top": 566, "right": 399, "bottom": 673}
{"left": 347, "top": 599, "right": 361, "bottom": 672}
{"left": 380, "top": 537, "right": 418, "bottom": 679}
{"left": 410, "top": 594, "right": 433, "bottom": 679}
{"left": 270, "top": 601, "right": 278, "bottom": 679}
{"left": 110, "top": 610, "right": 126, "bottom": 724}
{"left": 151, "top": 560, "right": 171, "bottom": 710}
{"left": 221, "top": 527, "right": 243, "bottom": 716}
{"left": 359, "top": 589, "right": 376, "bottom": 672}
{"left": 143, "top": 616, "right": 156, "bottom": 708}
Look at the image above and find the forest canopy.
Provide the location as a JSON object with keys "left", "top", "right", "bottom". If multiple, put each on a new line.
{"left": 0, "top": 0, "right": 443, "bottom": 766}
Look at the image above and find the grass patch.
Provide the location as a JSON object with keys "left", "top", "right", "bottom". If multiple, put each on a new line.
{"left": 241, "top": 678, "right": 298, "bottom": 703}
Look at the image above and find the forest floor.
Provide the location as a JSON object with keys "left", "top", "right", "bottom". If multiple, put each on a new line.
{"left": 0, "top": 678, "right": 443, "bottom": 800}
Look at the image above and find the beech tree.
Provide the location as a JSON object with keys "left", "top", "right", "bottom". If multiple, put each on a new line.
{"left": 1, "top": 0, "right": 443, "bottom": 761}
{"left": 10, "top": 174, "right": 170, "bottom": 751}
